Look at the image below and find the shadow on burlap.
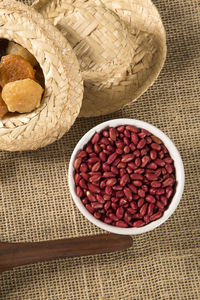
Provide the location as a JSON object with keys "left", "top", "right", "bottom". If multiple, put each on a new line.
{"left": 0, "top": 0, "right": 199, "bottom": 299}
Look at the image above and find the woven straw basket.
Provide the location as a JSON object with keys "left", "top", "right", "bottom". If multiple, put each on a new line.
{"left": 0, "top": 0, "right": 83, "bottom": 151}
{"left": 33, "top": 0, "right": 167, "bottom": 117}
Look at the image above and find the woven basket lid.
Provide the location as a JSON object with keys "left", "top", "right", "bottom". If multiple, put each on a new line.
{"left": 0, "top": 0, "right": 83, "bottom": 151}
{"left": 33, "top": 0, "right": 166, "bottom": 117}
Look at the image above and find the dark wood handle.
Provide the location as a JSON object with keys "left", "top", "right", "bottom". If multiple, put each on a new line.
{"left": 0, "top": 234, "right": 132, "bottom": 272}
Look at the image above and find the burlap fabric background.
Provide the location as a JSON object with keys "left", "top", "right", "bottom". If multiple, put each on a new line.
{"left": 0, "top": 0, "right": 199, "bottom": 299}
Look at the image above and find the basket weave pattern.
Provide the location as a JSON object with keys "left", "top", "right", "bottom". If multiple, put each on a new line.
{"left": 0, "top": 0, "right": 83, "bottom": 151}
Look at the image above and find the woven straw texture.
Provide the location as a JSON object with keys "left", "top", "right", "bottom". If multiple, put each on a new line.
{"left": 0, "top": 0, "right": 200, "bottom": 299}
{"left": 34, "top": 0, "right": 166, "bottom": 117}
{"left": 0, "top": 0, "right": 83, "bottom": 151}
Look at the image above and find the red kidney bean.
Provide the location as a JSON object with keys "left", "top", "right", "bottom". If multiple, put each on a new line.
{"left": 141, "top": 149, "right": 148, "bottom": 156}
{"left": 120, "top": 169, "right": 127, "bottom": 177}
{"left": 102, "top": 163, "right": 110, "bottom": 172}
{"left": 89, "top": 174, "right": 101, "bottom": 183}
{"left": 162, "top": 177, "right": 174, "bottom": 187}
{"left": 91, "top": 133, "right": 100, "bottom": 144}
{"left": 131, "top": 133, "right": 139, "bottom": 145}
{"left": 166, "top": 186, "right": 173, "bottom": 199}
{"left": 156, "top": 201, "right": 165, "bottom": 210}
{"left": 107, "top": 153, "right": 118, "bottom": 164}
{"left": 100, "top": 137, "right": 110, "bottom": 145}
{"left": 74, "top": 157, "right": 82, "bottom": 170}
{"left": 108, "top": 213, "right": 119, "bottom": 221}
{"left": 150, "top": 150, "right": 157, "bottom": 160}
{"left": 96, "top": 195, "right": 105, "bottom": 204}
{"left": 86, "top": 144, "right": 93, "bottom": 153}
{"left": 154, "top": 168, "right": 162, "bottom": 177}
{"left": 91, "top": 202, "right": 103, "bottom": 209}
{"left": 120, "top": 174, "right": 129, "bottom": 186}
{"left": 128, "top": 162, "right": 137, "bottom": 170}
{"left": 146, "top": 195, "right": 156, "bottom": 203}
{"left": 137, "top": 198, "right": 144, "bottom": 207}
{"left": 99, "top": 152, "right": 107, "bottom": 162}
{"left": 145, "top": 173, "right": 158, "bottom": 181}
{"left": 104, "top": 217, "right": 112, "bottom": 224}
{"left": 77, "top": 150, "right": 87, "bottom": 158}
{"left": 123, "top": 145, "right": 130, "bottom": 154}
{"left": 133, "top": 150, "right": 140, "bottom": 157}
{"left": 116, "top": 220, "right": 128, "bottom": 228}
{"left": 123, "top": 137, "right": 130, "bottom": 145}
{"left": 119, "top": 198, "right": 128, "bottom": 206}
{"left": 162, "top": 168, "right": 167, "bottom": 175}
{"left": 149, "top": 188, "right": 156, "bottom": 195}
{"left": 129, "top": 143, "right": 136, "bottom": 151}
{"left": 147, "top": 203, "right": 155, "bottom": 216}
{"left": 124, "top": 187, "right": 132, "bottom": 201}
{"left": 134, "top": 168, "right": 145, "bottom": 174}
{"left": 104, "top": 201, "right": 111, "bottom": 211}
{"left": 133, "top": 180, "right": 142, "bottom": 187}
{"left": 164, "top": 157, "right": 173, "bottom": 164}
{"left": 116, "top": 207, "right": 124, "bottom": 219}
{"left": 138, "top": 189, "right": 146, "bottom": 198}
{"left": 133, "top": 220, "right": 145, "bottom": 227}
{"left": 126, "top": 167, "right": 133, "bottom": 174}
{"left": 105, "top": 186, "right": 113, "bottom": 195}
{"left": 117, "top": 125, "right": 125, "bottom": 132}
{"left": 106, "top": 178, "right": 117, "bottom": 186}
{"left": 124, "top": 129, "right": 131, "bottom": 138}
{"left": 156, "top": 188, "right": 165, "bottom": 195}
{"left": 94, "top": 143, "right": 101, "bottom": 154}
{"left": 80, "top": 163, "right": 89, "bottom": 173}
{"left": 107, "top": 145, "right": 115, "bottom": 153}
{"left": 151, "top": 181, "right": 161, "bottom": 188}
{"left": 160, "top": 196, "right": 168, "bottom": 206}
{"left": 86, "top": 204, "right": 95, "bottom": 214}
{"left": 117, "top": 162, "right": 126, "bottom": 169}
{"left": 86, "top": 191, "right": 96, "bottom": 202}
{"left": 94, "top": 212, "right": 101, "bottom": 219}
{"left": 116, "top": 141, "right": 124, "bottom": 149}
{"left": 158, "top": 151, "right": 165, "bottom": 159}
{"left": 103, "top": 150, "right": 111, "bottom": 156}
{"left": 127, "top": 207, "right": 137, "bottom": 215}
{"left": 102, "top": 130, "right": 109, "bottom": 137}
{"left": 82, "top": 198, "right": 89, "bottom": 205}
{"left": 154, "top": 159, "right": 165, "bottom": 167}
{"left": 128, "top": 184, "right": 138, "bottom": 194}
{"left": 135, "top": 157, "right": 141, "bottom": 167}
{"left": 88, "top": 183, "right": 100, "bottom": 193}
{"left": 130, "top": 201, "right": 138, "bottom": 210}
{"left": 111, "top": 203, "right": 119, "bottom": 210}
{"left": 121, "top": 154, "right": 134, "bottom": 163}
{"left": 116, "top": 191, "right": 124, "bottom": 198}
{"left": 75, "top": 173, "right": 81, "bottom": 185}
{"left": 133, "top": 213, "right": 143, "bottom": 219}
{"left": 76, "top": 186, "right": 83, "bottom": 197}
{"left": 113, "top": 185, "right": 123, "bottom": 191}
{"left": 151, "top": 136, "right": 162, "bottom": 144}
{"left": 146, "top": 137, "right": 152, "bottom": 144}
{"left": 144, "top": 215, "right": 150, "bottom": 224}
{"left": 89, "top": 153, "right": 97, "bottom": 158}
{"left": 88, "top": 157, "right": 100, "bottom": 165}
{"left": 110, "top": 166, "right": 119, "bottom": 175}
{"left": 130, "top": 174, "right": 143, "bottom": 180}
{"left": 141, "top": 156, "right": 150, "bottom": 167}
{"left": 124, "top": 212, "right": 132, "bottom": 223}
{"left": 100, "top": 180, "right": 106, "bottom": 189}
{"left": 147, "top": 162, "right": 157, "bottom": 169}
{"left": 151, "top": 143, "right": 161, "bottom": 151}
{"left": 109, "top": 127, "right": 117, "bottom": 141}
{"left": 125, "top": 125, "right": 139, "bottom": 133}
{"left": 137, "top": 139, "right": 146, "bottom": 149}
{"left": 140, "top": 203, "right": 148, "bottom": 216}
{"left": 91, "top": 161, "right": 101, "bottom": 172}
{"left": 79, "top": 178, "right": 87, "bottom": 189}
{"left": 103, "top": 172, "right": 116, "bottom": 178}
{"left": 165, "top": 164, "right": 173, "bottom": 174}
{"left": 150, "top": 211, "right": 162, "bottom": 221}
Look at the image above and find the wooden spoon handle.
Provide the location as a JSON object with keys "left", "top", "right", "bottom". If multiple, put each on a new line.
{"left": 0, "top": 234, "right": 132, "bottom": 272}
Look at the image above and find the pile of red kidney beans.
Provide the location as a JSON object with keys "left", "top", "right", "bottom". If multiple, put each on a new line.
{"left": 73, "top": 125, "right": 176, "bottom": 228}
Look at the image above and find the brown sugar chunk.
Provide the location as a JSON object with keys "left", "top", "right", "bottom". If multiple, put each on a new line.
{"left": 2, "top": 78, "right": 43, "bottom": 113}
{"left": 0, "top": 94, "right": 8, "bottom": 118}
{"left": 0, "top": 54, "right": 35, "bottom": 87}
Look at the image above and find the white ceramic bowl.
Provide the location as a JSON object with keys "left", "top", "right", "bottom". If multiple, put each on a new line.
{"left": 68, "top": 119, "right": 185, "bottom": 235}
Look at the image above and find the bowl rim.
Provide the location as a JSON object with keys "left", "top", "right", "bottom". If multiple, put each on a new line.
{"left": 68, "top": 118, "right": 185, "bottom": 235}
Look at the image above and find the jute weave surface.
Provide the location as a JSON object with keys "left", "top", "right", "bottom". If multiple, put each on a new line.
{"left": 0, "top": 0, "right": 199, "bottom": 299}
